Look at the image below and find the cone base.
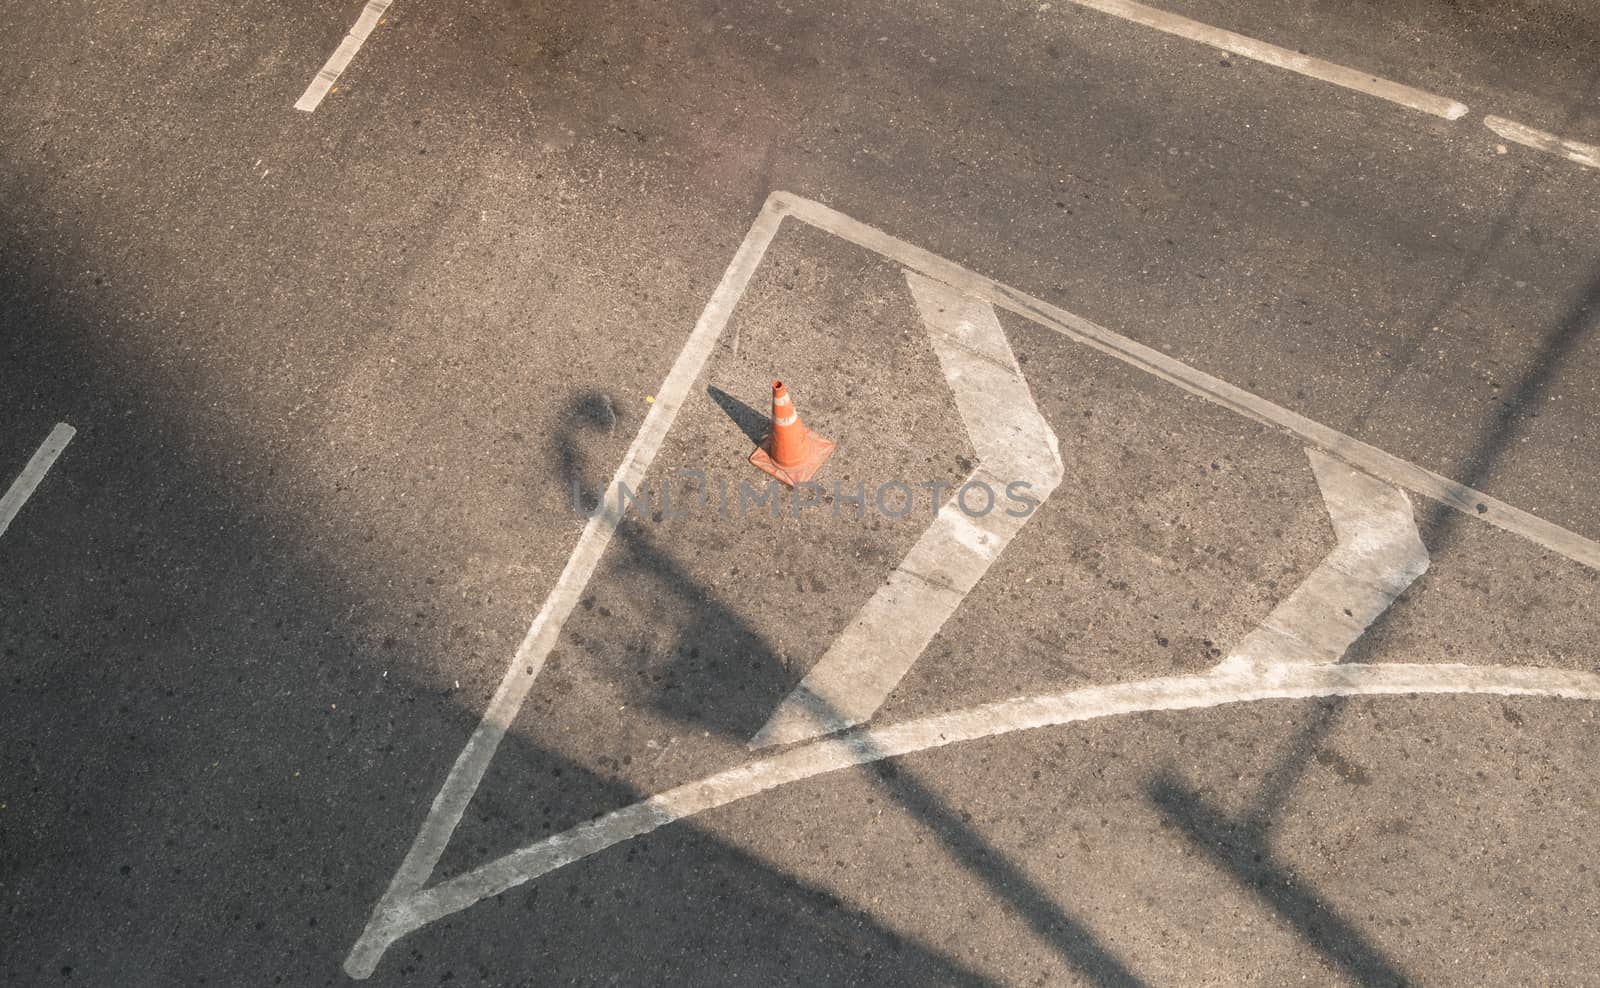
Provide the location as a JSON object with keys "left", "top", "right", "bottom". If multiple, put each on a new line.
{"left": 749, "top": 432, "right": 835, "bottom": 488}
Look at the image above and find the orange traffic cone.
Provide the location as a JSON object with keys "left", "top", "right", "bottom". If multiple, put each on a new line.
{"left": 749, "top": 380, "right": 835, "bottom": 487}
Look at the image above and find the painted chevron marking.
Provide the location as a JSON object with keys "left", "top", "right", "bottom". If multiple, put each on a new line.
{"left": 749, "top": 274, "right": 1064, "bottom": 748}
{"left": 1219, "top": 449, "right": 1430, "bottom": 672}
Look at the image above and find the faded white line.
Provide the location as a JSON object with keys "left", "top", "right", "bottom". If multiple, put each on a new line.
{"left": 294, "top": 0, "right": 394, "bottom": 112}
{"left": 1062, "top": 0, "right": 1600, "bottom": 175}
{"left": 0, "top": 423, "right": 75, "bottom": 540}
{"left": 344, "top": 198, "right": 788, "bottom": 978}
{"left": 347, "top": 193, "right": 1600, "bottom": 977}
{"left": 1062, "top": 0, "right": 1468, "bottom": 120}
{"left": 1221, "top": 450, "right": 1428, "bottom": 671}
{"left": 749, "top": 275, "right": 1064, "bottom": 748}
{"left": 350, "top": 661, "right": 1600, "bottom": 963}
{"left": 773, "top": 193, "right": 1600, "bottom": 571}
{"left": 1485, "top": 115, "right": 1600, "bottom": 171}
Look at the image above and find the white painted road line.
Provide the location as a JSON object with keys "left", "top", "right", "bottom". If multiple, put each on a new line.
{"left": 346, "top": 193, "right": 1600, "bottom": 977}
{"left": 1485, "top": 116, "right": 1600, "bottom": 171}
{"left": 1220, "top": 450, "right": 1428, "bottom": 672}
{"left": 1061, "top": 0, "right": 1600, "bottom": 174}
{"left": 344, "top": 197, "right": 789, "bottom": 974}
{"left": 294, "top": 0, "right": 393, "bottom": 112}
{"left": 1062, "top": 0, "right": 1469, "bottom": 121}
{"left": 750, "top": 275, "right": 1064, "bottom": 748}
{"left": 345, "top": 660, "right": 1600, "bottom": 970}
{"left": 0, "top": 423, "right": 75, "bottom": 541}
{"left": 774, "top": 192, "right": 1600, "bottom": 570}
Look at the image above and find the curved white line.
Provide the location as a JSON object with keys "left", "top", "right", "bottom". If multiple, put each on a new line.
{"left": 345, "top": 661, "right": 1600, "bottom": 977}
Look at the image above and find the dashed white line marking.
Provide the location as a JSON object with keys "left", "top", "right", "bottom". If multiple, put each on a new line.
{"left": 347, "top": 660, "right": 1600, "bottom": 969}
{"left": 1061, "top": 0, "right": 1469, "bottom": 120}
{"left": 1484, "top": 115, "right": 1600, "bottom": 171}
{"left": 294, "top": 0, "right": 394, "bottom": 112}
{"left": 1058, "top": 0, "right": 1600, "bottom": 174}
{"left": 0, "top": 423, "right": 75, "bottom": 541}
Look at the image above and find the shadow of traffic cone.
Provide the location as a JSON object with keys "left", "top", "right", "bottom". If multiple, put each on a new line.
{"left": 749, "top": 380, "right": 835, "bottom": 487}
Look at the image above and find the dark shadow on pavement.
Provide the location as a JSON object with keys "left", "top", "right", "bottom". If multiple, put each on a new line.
{"left": 707, "top": 384, "right": 770, "bottom": 446}
{"left": 1184, "top": 63, "right": 1600, "bottom": 981}
{"left": 1147, "top": 768, "right": 1410, "bottom": 988}
{"left": 552, "top": 390, "right": 623, "bottom": 515}
{"left": 870, "top": 759, "right": 1150, "bottom": 988}
{"left": 1412, "top": 263, "right": 1600, "bottom": 552}
{"left": 0, "top": 209, "right": 997, "bottom": 987}
{"left": 520, "top": 398, "right": 1152, "bottom": 986}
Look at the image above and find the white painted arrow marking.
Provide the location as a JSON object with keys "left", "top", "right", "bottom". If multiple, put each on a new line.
{"left": 749, "top": 274, "right": 1064, "bottom": 749}
{"left": 1219, "top": 449, "right": 1429, "bottom": 672}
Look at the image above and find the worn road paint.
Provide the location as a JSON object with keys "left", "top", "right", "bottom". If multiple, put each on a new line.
{"left": 770, "top": 193, "right": 1600, "bottom": 570}
{"left": 345, "top": 660, "right": 1600, "bottom": 971}
{"left": 343, "top": 198, "right": 788, "bottom": 979}
{"left": 1484, "top": 116, "right": 1600, "bottom": 171}
{"left": 750, "top": 276, "right": 1064, "bottom": 748}
{"left": 346, "top": 193, "right": 1600, "bottom": 978}
{"left": 1057, "top": 2, "right": 1600, "bottom": 176}
{"left": 0, "top": 423, "right": 75, "bottom": 540}
{"left": 1220, "top": 450, "right": 1429, "bottom": 671}
{"left": 1062, "top": 0, "right": 1469, "bottom": 120}
{"left": 294, "top": 0, "right": 394, "bottom": 112}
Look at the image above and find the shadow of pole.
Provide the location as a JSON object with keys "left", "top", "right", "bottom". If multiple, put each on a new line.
{"left": 1169, "top": 67, "right": 1600, "bottom": 976}
{"left": 1412, "top": 263, "right": 1600, "bottom": 552}
{"left": 867, "top": 758, "right": 1151, "bottom": 987}
{"left": 617, "top": 527, "right": 1150, "bottom": 984}
{"left": 1339, "top": 57, "right": 1600, "bottom": 472}
{"left": 540, "top": 95, "right": 1600, "bottom": 975}
{"left": 1147, "top": 769, "right": 1410, "bottom": 988}
{"left": 543, "top": 407, "right": 1150, "bottom": 986}
{"left": 1154, "top": 252, "right": 1598, "bottom": 986}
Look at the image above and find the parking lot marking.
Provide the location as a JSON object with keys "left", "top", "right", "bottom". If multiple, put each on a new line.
{"left": 1060, "top": 2, "right": 1600, "bottom": 175}
{"left": 346, "top": 661, "right": 1600, "bottom": 972}
{"left": 774, "top": 193, "right": 1600, "bottom": 570}
{"left": 1485, "top": 115, "right": 1600, "bottom": 171}
{"left": 0, "top": 423, "right": 74, "bottom": 540}
{"left": 750, "top": 275, "right": 1064, "bottom": 748}
{"left": 346, "top": 192, "right": 1600, "bottom": 977}
{"left": 1061, "top": 0, "right": 1469, "bottom": 120}
{"left": 294, "top": 0, "right": 393, "bottom": 112}
{"left": 344, "top": 198, "right": 788, "bottom": 972}
{"left": 1221, "top": 450, "right": 1429, "bottom": 672}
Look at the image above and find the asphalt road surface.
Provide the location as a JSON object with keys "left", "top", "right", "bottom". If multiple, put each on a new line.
{"left": 3, "top": 0, "right": 1598, "bottom": 985}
